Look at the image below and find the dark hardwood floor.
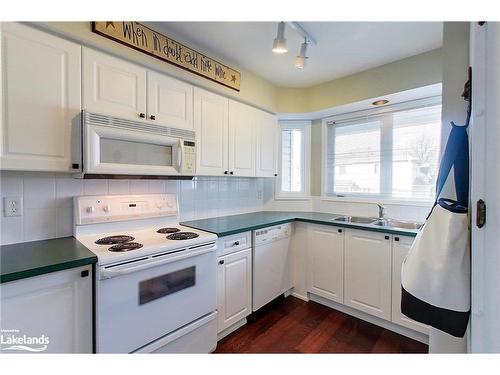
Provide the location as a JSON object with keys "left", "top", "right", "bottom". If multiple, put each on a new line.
{"left": 214, "top": 296, "right": 428, "bottom": 354}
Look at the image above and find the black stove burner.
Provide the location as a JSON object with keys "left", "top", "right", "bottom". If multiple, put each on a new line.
{"left": 166, "top": 232, "right": 199, "bottom": 240}
{"left": 156, "top": 227, "right": 181, "bottom": 234}
{"left": 95, "top": 235, "right": 134, "bottom": 245}
{"left": 108, "top": 242, "right": 143, "bottom": 252}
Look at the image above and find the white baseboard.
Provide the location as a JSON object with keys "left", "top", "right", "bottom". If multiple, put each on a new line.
{"left": 290, "top": 291, "right": 310, "bottom": 302}
{"left": 217, "top": 318, "right": 247, "bottom": 341}
{"left": 309, "top": 293, "right": 429, "bottom": 344}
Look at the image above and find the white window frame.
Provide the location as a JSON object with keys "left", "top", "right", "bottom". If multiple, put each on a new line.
{"left": 321, "top": 96, "right": 442, "bottom": 206}
{"left": 275, "top": 121, "right": 311, "bottom": 200}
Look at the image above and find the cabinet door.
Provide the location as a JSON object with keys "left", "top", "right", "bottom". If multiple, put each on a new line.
{"left": 0, "top": 23, "right": 81, "bottom": 172}
{"left": 83, "top": 48, "right": 146, "bottom": 121}
{"left": 307, "top": 225, "right": 344, "bottom": 303}
{"left": 255, "top": 110, "right": 279, "bottom": 177}
{"left": 0, "top": 266, "right": 92, "bottom": 353}
{"left": 391, "top": 235, "right": 429, "bottom": 334}
{"left": 217, "top": 248, "right": 252, "bottom": 333}
{"left": 344, "top": 229, "right": 392, "bottom": 320}
{"left": 147, "top": 71, "right": 193, "bottom": 129}
{"left": 194, "top": 87, "right": 228, "bottom": 176}
{"left": 228, "top": 100, "right": 256, "bottom": 177}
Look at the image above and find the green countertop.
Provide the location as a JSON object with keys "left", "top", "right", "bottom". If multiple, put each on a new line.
{"left": 0, "top": 237, "right": 97, "bottom": 284}
{"left": 181, "top": 211, "right": 420, "bottom": 238}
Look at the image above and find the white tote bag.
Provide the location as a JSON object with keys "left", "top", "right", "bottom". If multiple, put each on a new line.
{"left": 401, "top": 122, "right": 470, "bottom": 337}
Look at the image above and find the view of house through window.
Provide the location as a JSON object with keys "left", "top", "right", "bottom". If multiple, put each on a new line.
{"left": 332, "top": 119, "right": 381, "bottom": 194}
{"left": 325, "top": 103, "right": 442, "bottom": 200}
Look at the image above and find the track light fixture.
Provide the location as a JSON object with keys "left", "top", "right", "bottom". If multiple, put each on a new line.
{"left": 272, "top": 22, "right": 316, "bottom": 69}
{"left": 272, "top": 22, "right": 288, "bottom": 54}
{"left": 295, "top": 39, "right": 309, "bottom": 69}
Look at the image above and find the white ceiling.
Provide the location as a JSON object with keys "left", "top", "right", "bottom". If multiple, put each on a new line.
{"left": 147, "top": 22, "right": 443, "bottom": 88}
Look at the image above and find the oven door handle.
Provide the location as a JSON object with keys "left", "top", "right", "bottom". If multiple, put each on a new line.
{"left": 99, "top": 244, "right": 215, "bottom": 280}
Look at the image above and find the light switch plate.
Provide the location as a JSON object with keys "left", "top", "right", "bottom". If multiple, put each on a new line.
{"left": 4, "top": 197, "right": 22, "bottom": 217}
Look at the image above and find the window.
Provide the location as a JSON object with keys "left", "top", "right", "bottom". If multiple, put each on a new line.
{"left": 324, "top": 100, "right": 441, "bottom": 201}
{"left": 276, "top": 121, "right": 311, "bottom": 198}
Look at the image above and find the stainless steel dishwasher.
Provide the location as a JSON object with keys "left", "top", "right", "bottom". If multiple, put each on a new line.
{"left": 252, "top": 223, "right": 292, "bottom": 311}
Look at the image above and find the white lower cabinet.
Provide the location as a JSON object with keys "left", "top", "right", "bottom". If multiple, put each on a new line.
{"left": 344, "top": 229, "right": 392, "bottom": 321}
{"left": 391, "top": 235, "right": 429, "bottom": 334}
{"left": 216, "top": 248, "right": 252, "bottom": 333}
{"left": 0, "top": 266, "right": 93, "bottom": 353}
{"left": 307, "top": 224, "right": 344, "bottom": 304}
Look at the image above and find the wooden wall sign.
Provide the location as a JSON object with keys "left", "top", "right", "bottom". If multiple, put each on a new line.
{"left": 92, "top": 22, "right": 241, "bottom": 91}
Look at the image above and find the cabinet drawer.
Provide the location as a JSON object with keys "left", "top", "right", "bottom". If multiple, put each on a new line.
{"left": 217, "top": 231, "right": 251, "bottom": 257}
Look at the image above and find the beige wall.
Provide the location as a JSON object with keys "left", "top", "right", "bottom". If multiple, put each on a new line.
{"left": 30, "top": 22, "right": 444, "bottom": 119}
{"left": 440, "top": 22, "right": 470, "bottom": 149}
{"left": 28, "top": 22, "right": 447, "bottom": 199}
{"left": 310, "top": 120, "right": 323, "bottom": 196}
{"left": 31, "top": 22, "right": 280, "bottom": 113}
{"left": 278, "top": 48, "right": 443, "bottom": 113}
{"left": 307, "top": 49, "right": 444, "bottom": 196}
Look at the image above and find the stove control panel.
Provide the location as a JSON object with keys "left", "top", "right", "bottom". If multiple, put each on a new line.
{"left": 74, "top": 194, "right": 178, "bottom": 225}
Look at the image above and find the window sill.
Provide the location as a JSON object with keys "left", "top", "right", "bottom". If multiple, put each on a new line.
{"left": 319, "top": 195, "right": 434, "bottom": 207}
{"left": 274, "top": 195, "right": 312, "bottom": 201}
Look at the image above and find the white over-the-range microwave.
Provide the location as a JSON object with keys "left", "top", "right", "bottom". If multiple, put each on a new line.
{"left": 72, "top": 111, "right": 196, "bottom": 178}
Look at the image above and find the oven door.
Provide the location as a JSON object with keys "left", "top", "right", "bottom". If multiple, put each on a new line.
{"left": 96, "top": 245, "right": 216, "bottom": 353}
{"left": 84, "top": 123, "right": 182, "bottom": 176}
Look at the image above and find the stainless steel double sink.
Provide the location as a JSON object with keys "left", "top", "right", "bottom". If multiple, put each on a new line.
{"left": 331, "top": 215, "right": 422, "bottom": 230}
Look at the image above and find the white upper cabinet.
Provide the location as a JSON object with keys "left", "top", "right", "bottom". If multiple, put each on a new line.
{"left": 83, "top": 48, "right": 147, "bottom": 121}
{"left": 228, "top": 100, "right": 256, "bottom": 177}
{"left": 0, "top": 23, "right": 81, "bottom": 172}
{"left": 147, "top": 71, "right": 193, "bottom": 130}
{"left": 194, "top": 91, "right": 277, "bottom": 177}
{"left": 344, "top": 229, "right": 392, "bottom": 320}
{"left": 255, "top": 110, "right": 278, "bottom": 177}
{"left": 391, "top": 235, "right": 429, "bottom": 334}
{"left": 307, "top": 224, "right": 345, "bottom": 304}
{"left": 194, "top": 87, "right": 228, "bottom": 176}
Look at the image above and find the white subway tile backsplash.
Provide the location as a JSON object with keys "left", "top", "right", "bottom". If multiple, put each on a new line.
{"left": 165, "top": 180, "right": 179, "bottom": 194}
{"left": 0, "top": 216, "right": 24, "bottom": 245}
{"left": 23, "top": 173, "right": 56, "bottom": 209}
{"left": 83, "top": 179, "right": 108, "bottom": 195}
{"left": 56, "top": 207, "right": 74, "bottom": 238}
{"left": 0, "top": 172, "right": 265, "bottom": 245}
{"left": 148, "top": 180, "right": 165, "bottom": 194}
{"left": 129, "top": 180, "right": 149, "bottom": 194}
{"left": 108, "top": 180, "right": 130, "bottom": 195}
{"left": 56, "top": 176, "right": 83, "bottom": 208}
{"left": 0, "top": 172, "right": 23, "bottom": 197}
{"left": 23, "top": 207, "right": 56, "bottom": 242}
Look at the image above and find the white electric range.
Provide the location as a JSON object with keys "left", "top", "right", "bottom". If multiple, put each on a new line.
{"left": 73, "top": 193, "right": 218, "bottom": 354}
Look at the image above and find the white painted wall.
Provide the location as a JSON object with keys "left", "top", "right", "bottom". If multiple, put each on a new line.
{"left": 0, "top": 172, "right": 265, "bottom": 245}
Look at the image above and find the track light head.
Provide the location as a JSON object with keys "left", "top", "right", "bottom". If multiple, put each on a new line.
{"left": 295, "top": 39, "right": 309, "bottom": 69}
{"left": 272, "top": 22, "right": 288, "bottom": 54}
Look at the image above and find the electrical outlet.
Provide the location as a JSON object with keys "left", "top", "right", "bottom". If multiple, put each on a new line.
{"left": 257, "top": 190, "right": 263, "bottom": 200}
{"left": 4, "top": 197, "right": 22, "bottom": 217}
